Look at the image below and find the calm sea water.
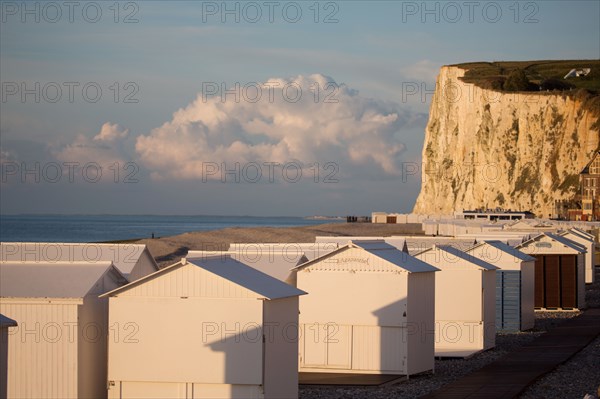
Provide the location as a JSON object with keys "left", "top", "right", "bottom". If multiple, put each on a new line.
{"left": 0, "top": 215, "right": 343, "bottom": 243}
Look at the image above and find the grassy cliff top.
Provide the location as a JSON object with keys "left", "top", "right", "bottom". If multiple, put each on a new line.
{"left": 451, "top": 60, "right": 600, "bottom": 93}
{"left": 451, "top": 60, "right": 600, "bottom": 125}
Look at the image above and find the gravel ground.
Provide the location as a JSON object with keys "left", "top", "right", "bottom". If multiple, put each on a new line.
{"left": 300, "top": 268, "right": 600, "bottom": 399}
{"left": 519, "top": 335, "right": 600, "bottom": 399}
{"left": 518, "top": 267, "right": 600, "bottom": 399}
{"left": 136, "top": 223, "right": 425, "bottom": 267}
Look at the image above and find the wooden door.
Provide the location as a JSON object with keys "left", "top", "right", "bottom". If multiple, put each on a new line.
{"left": 560, "top": 255, "right": 577, "bottom": 308}
{"left": 534, "top": 256, "right": 544, "bottom": 308}
{"left": 544, "top": 255, "right": 561, "bottom": 308}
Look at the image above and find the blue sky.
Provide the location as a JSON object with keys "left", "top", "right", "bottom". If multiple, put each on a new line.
{"left": 1, "top": 0, "right": 599, "bottom": 216}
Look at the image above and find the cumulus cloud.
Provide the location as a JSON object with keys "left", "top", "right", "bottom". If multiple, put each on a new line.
{"left": 93, "top": 122, "right": 129, "bottom": 142}
{"left": 55, "top": 122, "right": 130, "bottom": 166}
{"left": 135, "top": 74, "right": 417, "bottom": 180}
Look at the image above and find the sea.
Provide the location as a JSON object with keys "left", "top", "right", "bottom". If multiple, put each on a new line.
{"left": 0, "top": 214, "right": 343, "bottom": 243}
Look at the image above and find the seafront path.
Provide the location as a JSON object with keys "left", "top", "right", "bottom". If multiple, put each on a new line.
{"left": 420, "top": 307, "right": 600, "bottom": 399}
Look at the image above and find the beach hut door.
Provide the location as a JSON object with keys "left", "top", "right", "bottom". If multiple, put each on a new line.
{"left": 302, "top": 323, "right": 352, "bottom": 369}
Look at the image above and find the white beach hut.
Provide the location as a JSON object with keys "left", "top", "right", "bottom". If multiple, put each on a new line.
{"left": 516, "top": 233, "right": 586, "bottom": 309}
{"left": 422, "top": 220, "right": 439, "bottom": 235}
{"left": 293, "top": 240, "right": 438, "bottom": 376}
{"left": 0, "top": 261, "right": 127, "bottom": 398}
{"left": 414, "top": 245, "right": 497, "bottom": 357}
{"left": 504, "top": 220, "right": 556, "bottom": 233}
{"left": 102, "top": 255, "right": 306, "bottom": 399}
{"left": 437, "top": 221, "right": 455, "bottom": 236}
{"left": 1, "top": 314, "right": 17, "bottom": 399}
{"left": 466, "top": 241, "right": 536, "bottom": 332}
{"left": 559, "top": 229, "right": 596, "bottom": 284}
{"left": 0, "top": 242, "right": 159, "bottom": 282}
{"left": 371, "top": 212, "right": 388, "bottom": 224}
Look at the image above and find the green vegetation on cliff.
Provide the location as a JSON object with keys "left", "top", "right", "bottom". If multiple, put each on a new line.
{"left": 452, "top": 60, "right": 600, "bottom": 127}
{"left": 454, "top": 60, "right": 600, "bottom": 93}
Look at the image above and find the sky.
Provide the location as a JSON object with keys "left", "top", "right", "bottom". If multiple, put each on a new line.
{"left": 1, "top": 0, "right": 599, "bottom": 216}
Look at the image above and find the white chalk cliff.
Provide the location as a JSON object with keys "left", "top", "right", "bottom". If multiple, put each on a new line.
{"left": 413, "top": 66, "right": 599, "bottom": 217}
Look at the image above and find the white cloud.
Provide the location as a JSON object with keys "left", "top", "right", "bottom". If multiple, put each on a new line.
{"left": 93, "top": 122, "right": 129, "bottom": 142}
{"left": 135, "top": 74, "right": 418, "bottom": 180}
{"left": 55, "top": 122, "right": 129, "bottom": 167}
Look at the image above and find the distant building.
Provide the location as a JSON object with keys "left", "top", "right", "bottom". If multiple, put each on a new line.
{"left": 555, "top": 151, "right": 600, "bottom": 221}
{"left": 564, "top": 68, "right": 591, "bottom": 79}
{"left": 455, "top": 210, "right": 535, "bottom": 221}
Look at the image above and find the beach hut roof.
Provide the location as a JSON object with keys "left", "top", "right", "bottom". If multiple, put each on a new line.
{"left": 226, "top": 242, "right": 339, "bottom": 262}
{"left": 438, "top": 245, "right": 499, "bottom": 270}
{"left": 0, "top": 261, "right": 125, "bottom": 299}
{"left": 516, "top": 233, "right": 587, "bottom": 253}
{"left": 546, "top": 233, "right": 587, "bottom": 252}
{"left": 0, "top": 314, "right": 17, "bottom": 328}
{"left": 0, "top": 242, "right": 158, "bottom": 279}
{"left": 560, "top": 229, "right": 595, "bottom": 243}
{"left": 416, "top": 245, "right": 499, "bottom": 270}
{"left": 351, "top": 240, "right": 398, "bottom": 250}
{"left": 101, "top": 256, "right": 306, "bottom": 300}
{"left": 196, "top": 256, "right": 306, "bottom": 299}
{"left": 571, "top": 227, "right": 595, "bottom": 240}
{"left": 186, "top": 250, "right": 306, "bottom": 284}
{"left": 469, "top": 240, "right": 536, "bottom": 262}
{"left": 402, "top": 238, "right": 477, "bottom": 255}
{"left": 228, "top": 243, "right": 337, "bottom": 251}
{"left": 293, "top": 241, "right": 439, "bottom": 273}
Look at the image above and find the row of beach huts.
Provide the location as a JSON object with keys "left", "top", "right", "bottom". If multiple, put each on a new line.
{"left": 0, "top": 224, "right": 597, "bottom": 399}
